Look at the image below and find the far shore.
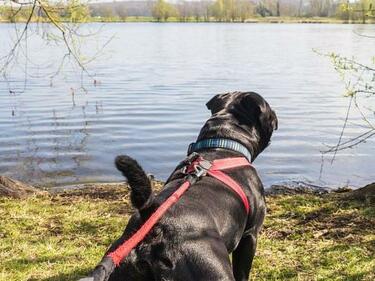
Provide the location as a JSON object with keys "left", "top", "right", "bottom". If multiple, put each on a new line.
{"left": 1, "top": 16, "right": 375, "bottom": 24}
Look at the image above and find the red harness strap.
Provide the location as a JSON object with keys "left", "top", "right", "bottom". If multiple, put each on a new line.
{"left": 208, "top": 170, "right": 250, "bottom": 213}
{"left": 107, "top": 156, "right": 251, "bottom": 266}
{"left": 208, "top": 157, "right": 251, "bottom": 213}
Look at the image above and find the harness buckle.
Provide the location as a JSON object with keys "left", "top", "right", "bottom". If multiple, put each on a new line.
{"left": 193, "top": 159, "right": 211, "bottom": 177}
{"left": 182, "top": 153, "right": 212, "bottom": 178}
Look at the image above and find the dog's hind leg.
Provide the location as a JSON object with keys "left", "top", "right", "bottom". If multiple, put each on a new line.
{"left": 173, "top": 232, "right": 236, "bottom": 281}
{"left": 231, "top": 232, "right": 258, "bottom": 281}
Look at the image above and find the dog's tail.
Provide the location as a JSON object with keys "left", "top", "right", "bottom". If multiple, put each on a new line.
{"left": 115, "top": 155, "right": 153, "bottom": 215}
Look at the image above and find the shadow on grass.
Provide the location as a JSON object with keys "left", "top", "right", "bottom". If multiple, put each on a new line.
{"left": 28, "top": 267, "right": 91, "bottom": 281}
{"left": 270, "top": 194, "right": 374, "bottom": 239}
{"left": 5, "top": 256, "right": 92, "bottom": 281}
{"left": 4, "top": 256, "right": 67, "bottom": 269}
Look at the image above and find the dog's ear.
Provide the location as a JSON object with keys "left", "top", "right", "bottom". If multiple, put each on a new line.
{"left": 271, "top": 110, "right": 278, "bottom": 130}
{"left": 259, "top": 108, "right": 278, "bottom": 134}
{"left": 260, "top": 108, "right": 278, "bottom": 131}
{"left": 229, "top": 93, "right": 261, "bottom": 124}
{"left": 231, "top": 93, "right": 278, "bottom": 134}
{"left": 206, "top": 93, "right": 231, "bottom": 114}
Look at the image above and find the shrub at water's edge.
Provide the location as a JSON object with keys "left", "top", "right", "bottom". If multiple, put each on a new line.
{"left": 0, "top": 180, "right": 374, "bottom": 281}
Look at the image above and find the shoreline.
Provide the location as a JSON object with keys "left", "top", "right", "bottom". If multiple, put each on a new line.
{"left": 47, "top": 180, "right": 361, "bottom": 194}
{"left": 1, "top": 175, "right": 372, "bottom": 198}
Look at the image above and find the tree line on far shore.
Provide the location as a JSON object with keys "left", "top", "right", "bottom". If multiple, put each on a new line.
{"left": 148, "top": 0, "right": 375, "bottom": 22}
{"left": 0, "top": 0, "right": 374, "bottom": 23}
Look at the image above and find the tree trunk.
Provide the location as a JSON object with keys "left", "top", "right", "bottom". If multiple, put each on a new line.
{"left": 298, "top": 0, "right": 303, "bottom": 17}
{"left": 277, "top": 1, "right": 280, "bottom": 17}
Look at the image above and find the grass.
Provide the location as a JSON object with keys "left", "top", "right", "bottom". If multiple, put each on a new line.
{"left": 0, "top": 183, "right": 374, "bottom": 281}
{"left": 253, "top": 193, "right": 375, "bottom": 280}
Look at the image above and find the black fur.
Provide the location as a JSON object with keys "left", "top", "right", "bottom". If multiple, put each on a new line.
{"left": 88, "top": 91, "right": 278, "bottom": 281}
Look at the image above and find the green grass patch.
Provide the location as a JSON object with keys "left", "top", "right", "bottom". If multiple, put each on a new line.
{"left": 0, "top": 184, "right": 374, "bottom": 280}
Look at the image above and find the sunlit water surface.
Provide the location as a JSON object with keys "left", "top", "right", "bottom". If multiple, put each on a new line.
{"left": 0, "top": 23, "right": 374, "bottom": 188}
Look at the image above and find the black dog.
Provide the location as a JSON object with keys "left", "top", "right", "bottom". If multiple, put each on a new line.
{"left": 83, "top": 91, "right": 277, "bottom": 281}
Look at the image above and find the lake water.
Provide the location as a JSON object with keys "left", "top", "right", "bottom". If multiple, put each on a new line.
{"left": 0, "top": 23, "right": 374, "bottom": 188}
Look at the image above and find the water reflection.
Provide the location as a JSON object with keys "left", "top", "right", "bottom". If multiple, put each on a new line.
{"left": 3, "top": 91, "right": 104, "bottom": 186}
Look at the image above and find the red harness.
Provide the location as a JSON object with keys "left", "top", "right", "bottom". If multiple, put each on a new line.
{"left": 107, "top": 155, "right": 252, "bottom": 266}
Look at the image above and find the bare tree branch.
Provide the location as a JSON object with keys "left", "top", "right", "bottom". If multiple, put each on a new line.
{"left": 316, "top": 30, "right": 375, "bottom": 162}
{"left": 0, "top": 0, "right": 112, "bottom": 96}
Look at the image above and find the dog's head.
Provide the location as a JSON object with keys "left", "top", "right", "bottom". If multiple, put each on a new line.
{"left": 205, "top": 91, "right": 278, "bottom": 159}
